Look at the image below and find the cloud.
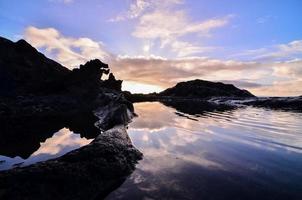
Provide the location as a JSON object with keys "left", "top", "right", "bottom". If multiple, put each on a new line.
{"left": 109, "top": 0, "right": 151, "bottom": 22}
{"left": 232, "top": 40, "right": 302, "bottom": 61}
{"left": 132, "top": 9, "right": 232, "bottom": 56}
{"left": 109, "top": 0, "right": 183, "bottom": 22}
{"left": 132, "top": 11, "right": 231, "bottom": 40}
{"left": 220, "top": 80, "right": 265, "bottom": 89}
{"left": 23, "top": 26, "right": 302, "bottom": 96}
{"left": 273, "top": 59, "right": 302, "bottom": 78}
{"left": 110, "top": 55, "right": 263, "bottom": 88}
{"left": 170, "top": 41, "right": 216, "bottom": 57}
{"left": 24, "top": 26, "right": 111, "bottom": 68}
{"left": 250, "top": 80, "right": 302, "bottom": 97}
{"left": 110, "top": 0, "right": 232, "bottom": 57}
{"left": 256, "top": 15, "right": 275, "bottom": 24}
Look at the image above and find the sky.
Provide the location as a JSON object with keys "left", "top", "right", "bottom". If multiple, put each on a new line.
{"left": 1, "top": 0, "right": 302, "bottom": 96}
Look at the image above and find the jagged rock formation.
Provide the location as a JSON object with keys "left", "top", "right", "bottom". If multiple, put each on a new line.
{"left": 0, "top": 37, "right": 125, "bottom": 119}
{"left": 0, "top": 37, "right": 69, "bottom": 96}
{"left": 0, "top": 36, "right": 142, "bottom": 199}
{"left": 0, "top": 36, "right": 122, "bottom": 97}
{"left": 101, "top": 73, "right": 123, "bottom": 91}
{"left": 160, "top": 79, "right": 255, "bottom": 98}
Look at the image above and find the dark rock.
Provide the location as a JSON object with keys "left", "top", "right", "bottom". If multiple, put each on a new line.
{"left": 0, "top": 36, "right": 141, "bottom": 199}
{"left": 160, "top": 79, "right": 255, "bottom": 98}
{"left": 0, "top": 91, "right": 135, "bottom": 159}
{"left": 0, "top": 37, "right": 70, "bottom": 96}
{"left": 0, "top": 37, "right": 123, "bottom": 98}
{"left": 0, "top": 126, "right": 143, "bottom": 200}
{"left": 162, "top": 99, "right": 236, "bottom": 116}
{"left": 101, "top": 73, "right": 123, "bottom": 91}
{"left": 95, "top": 103, "right": 133, "bottom": 131}
{"left": 243, "top": 97, "right": 302, "bottom": 111}
{"left": 0, "top": 36, "right": 131, "bottom": 120}
{"left": 123, "top": 91, "right": 159, "bottom": 103}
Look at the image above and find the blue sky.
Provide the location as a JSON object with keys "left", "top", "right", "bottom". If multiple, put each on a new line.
{"left": 1, "top": 0, "right": 302, "bottom": 95}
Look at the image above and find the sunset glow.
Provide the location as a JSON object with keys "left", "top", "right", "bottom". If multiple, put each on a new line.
{"left": 1, "top": 0, "right": 302, "bottom": 95}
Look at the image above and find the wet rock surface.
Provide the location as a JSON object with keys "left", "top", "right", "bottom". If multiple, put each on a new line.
{"left": 208, "top": 96, "right": 302, "bottom": 112}
{"left": 0, "top": 126, "right": 142, "bottom": 200}
{"left": 126, "top": 92, "right": 302, "bottom": 113}
{"left": 243, "top": 96, "right": 302, "bottom": 111}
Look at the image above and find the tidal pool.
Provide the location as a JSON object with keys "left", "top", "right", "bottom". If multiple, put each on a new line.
{"left": 107, "top": 102, "right": 302, "bottom": 200}
{"left": 0, "top": 128, "right": 92, "bottom": 171}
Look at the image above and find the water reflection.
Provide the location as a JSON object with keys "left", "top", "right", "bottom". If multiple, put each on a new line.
{"left": 107, "top": 102, "right": 302, "bottom": 200}
{"left": 0, "top": 128, "right": 92, "bottom": 170}
{"left": 0, "top": 112, "right": 99, "bottom": 170}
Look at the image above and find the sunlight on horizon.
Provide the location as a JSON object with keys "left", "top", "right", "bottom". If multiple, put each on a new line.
{"left": 122, "top": 81, "right": 164, "bottom": 94}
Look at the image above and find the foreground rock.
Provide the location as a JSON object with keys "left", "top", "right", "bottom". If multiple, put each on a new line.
{"left": 0, "top": 36, "right": 142, "bottom": 199}
{"left": 0, "top": 126, "right": 142, "bottom": 200}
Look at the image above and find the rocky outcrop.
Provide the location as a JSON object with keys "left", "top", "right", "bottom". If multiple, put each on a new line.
{"left": 101, "top": 73, "right": 123, "bottom": 91}
{"left": 0, "top": 126, "right": 142, "bottom": 200}
{"left": 0, "top": 37, "right": 122, "bottom": 97}
{"left": 0, "top": 37, "right": 70, "bottom": 96}
{"left": 0, "top": 37, "right": 127, "bottom": 120}
{"left": 160, "top": 79, "right": 255, "bottom": 98}
{"left": 123, "top": 91, "right": 159, "bottom": 103}
{"left": 124, "top": 80, "right": 254, "bottom": 103}
{"left": 0, "top": 36, "right": 142, "bottom": 199}
{"left": 243, "top": 96, "right": 302, "bottom": 111}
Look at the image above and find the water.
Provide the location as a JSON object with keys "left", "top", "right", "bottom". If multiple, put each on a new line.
{"left": 0, "top": 128, "right": 92, "bottom": 171}
{"left": 0, "top": 111, "right": 99, "bottom": 171}
{"left": 107, "top": 102, "right": 302, "bottom": 200}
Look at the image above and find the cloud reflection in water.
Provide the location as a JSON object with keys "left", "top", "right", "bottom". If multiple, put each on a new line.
{"left": 0, "top": 128, "right": 92, "bottom": 170}
{"left": 107, "top": 102, "right": 302, "bottom": 200}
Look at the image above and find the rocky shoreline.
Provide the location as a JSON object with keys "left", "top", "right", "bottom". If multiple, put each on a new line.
{"left": 0, "top": 36, "right": 301, "bottom": 199}
{"left": 0, "top": 97, "right": 142, "bottom": 200}
{"left": 124, "top": 87, "right": 302, "bottom": 112}
{"left": 0, "top": 37, "right": 143, "bottom": 199}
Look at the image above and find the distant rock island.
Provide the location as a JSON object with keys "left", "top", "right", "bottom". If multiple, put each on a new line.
{"left": 160, "top": 79, "right": 254, "bottom": 98}
{"left": 124, "top": 80, "right": 301, "bottom": 111}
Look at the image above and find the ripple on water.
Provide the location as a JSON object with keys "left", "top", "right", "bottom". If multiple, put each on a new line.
{"left": 106, "top": 102, "right": 302, "bottom": 200}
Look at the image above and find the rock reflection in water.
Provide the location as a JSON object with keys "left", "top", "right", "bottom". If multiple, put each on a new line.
{"left": 0, "top": 128, "right": 92, "bottom": 171}
{"left": 107, "top": 102, "right": 302, "bottom": 200}
{"left": 0, "top": 113, "right": 98, "bottom": 170}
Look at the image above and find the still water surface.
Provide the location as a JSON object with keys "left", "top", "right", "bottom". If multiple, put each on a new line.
{"left": 107, "top": 102, "right": 302, "bottom": 200}
{"left": 0, "top": 128, "right": 92, "bottom": 170}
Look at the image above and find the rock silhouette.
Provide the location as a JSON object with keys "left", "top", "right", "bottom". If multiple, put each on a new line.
{"left": 160, "top": 79, "right": 255, "bottom": 98}
{"left": 0, "top": 36, "right": 122, "bottom": 97}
